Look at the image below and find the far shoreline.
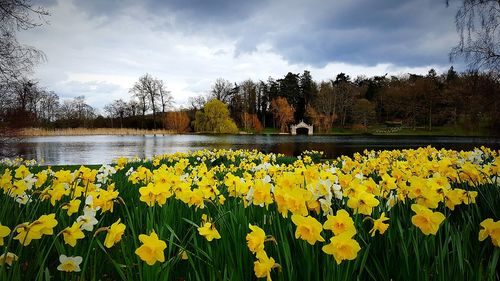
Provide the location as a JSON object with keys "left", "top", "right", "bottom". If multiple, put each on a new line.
{"left": 9, "top": 127, "right": 499, "bottom": 138}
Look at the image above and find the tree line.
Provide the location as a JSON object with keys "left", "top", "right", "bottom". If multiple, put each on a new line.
{"left": 188, "top": 68, "right": 499, "bottom": 134}
{"left": 1, "top": 67, "right": 498, "bottom": 135}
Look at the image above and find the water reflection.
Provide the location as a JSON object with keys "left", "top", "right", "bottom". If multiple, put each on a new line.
{"left": 3, "top": 134, "right": 499, "bottom": 165}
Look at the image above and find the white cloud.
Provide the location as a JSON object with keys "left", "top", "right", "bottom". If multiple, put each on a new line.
{"left": 18, "top": 0, "right": 454, "bottom": 111}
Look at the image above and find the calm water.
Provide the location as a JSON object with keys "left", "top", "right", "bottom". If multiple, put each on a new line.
{"left": 2, "top": 134, "right": 500, "bottom": 165}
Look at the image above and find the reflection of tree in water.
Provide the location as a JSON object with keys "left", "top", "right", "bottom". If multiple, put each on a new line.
{"left": 272, "top": 142, "right": 295, "bottom": 157}
{"left": 4, "top": 135, "right": 500, "bottom": 164}
{"left": 0, "top": 128, "right": 23, "bottom": 158}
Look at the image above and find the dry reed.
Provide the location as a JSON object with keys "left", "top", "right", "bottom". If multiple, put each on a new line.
{"left": 17, "top": 127, "right": 174, "bottom": 136}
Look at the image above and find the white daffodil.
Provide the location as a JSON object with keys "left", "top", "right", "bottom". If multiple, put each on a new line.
{"left": 0, "top": 252, "right": 18, "bottom": 266}
{"left": 76, "top": 208, "right": 98, "bottom": 231}
{"left": 57, "top": 255, "right": 82, "bottom": 272}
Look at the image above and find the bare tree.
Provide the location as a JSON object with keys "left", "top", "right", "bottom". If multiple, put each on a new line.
{"left": 38, "top": 90, "right": 59, "bottom": 124}
{"left": 155, "top": 79, "right": 173, "bottom": 116}
{"left": 104, "top": 99, "right": 128, "bottom": 128}
{"left": 0, "top": 0, "right": 49, "bottom": 82}
{"left": 188, "top": 95, "right": 206, "bottom": 111}
{"left": 130, "top": 74, "right": 172, "bottom": 129}
{"left": 130, "top": 87, "right": 149, "bottom": 128}
{"left": 127, "top": 99, "right": 140, "bottom": 117}
{"left": 210, "top": 78, "right": 233, "bottom": 103}
{"left": 448, "top": 0, "right": 500, "bottom": 71}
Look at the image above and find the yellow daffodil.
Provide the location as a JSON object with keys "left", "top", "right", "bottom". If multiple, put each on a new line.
{"left": 218, "top": 194, "right": 226, "bottom": 205}
{"left": 35, "top": 170, "right": 48, "bottom": 188}
{"left": 11, "top": 180, "right": 28, "bottom": 196}
{"left": 135, "top": 230, "right": 167, "bottom": 265}
{"left": 253, "top": 251, "right": 279, "bottom": 281}
{"left": 252, "top": 179, "right": 274, "bottom": 206}
{"left": 179, "top": 249, "right": 189, "bottom": 260}
{"left": 198, "top": 222, "right": 221, "bottom": 241}
{"left": 0, "top": 223, "right": 10, "bottom": 246}
{"left": 14, "top": 165, "right": 30, "bottom": 179}
{"left": 369, "top": 212, "right": 389, "bottom": 237}
{"left": 347, "top": 191, "right": 380, "bottom": 216}
{"left": 291, "top": 214, "right": 325, "bottom": 245}
{"left": 323, "top": 209, "right": 356, "bottom": 236}
{"left": 104, "top": 218, "right": 126, "bottom": 248}
{"left": 62, "top": 222, "right": 85, "bottom": 247}
{"left": 31, "top": 213, "right": 58, "bottom": 236}
{"left": 479, "top": 218, "right": 500, "bottom": 247}
{"left": 411, "top": 204, "right": 445, "bottom": 235}
{"left": 53, "top": 170, "right": 73, "bottom": 185}
{"left": 322, "top": 232, "right": 361, "bottom": 264}
{"left": 14, "top": 223, "right": 42, "bottom": 246}
{"left": 188, "top": 189, "right": 205, "bottom": 210}
{"left": 95, "top": 188, "right": 119, "bottom": 213}
{"left": 14, "top": 213, "right": 58, "bottom": 246}
{"left": 246, "top": 224, "right": 266, "bottom": 254}
{"left": 138, "top": 183, "right": 157, "bottom": 207}
{"left": 48, "top": 183, "right": 69, "bottom": 206}
{"left": 62, "top": 199, "right": 81, "bottom": 216}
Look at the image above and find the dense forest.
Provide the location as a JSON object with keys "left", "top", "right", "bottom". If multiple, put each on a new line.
{"left": 0, "top": 68, "right": 499, "bottom": 135}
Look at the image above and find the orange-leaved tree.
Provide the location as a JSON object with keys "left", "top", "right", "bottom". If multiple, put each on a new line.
{"left": 270, "top": 97, "right": 295, "bottom": 133}
{"left": 163, "top": 111, "right": 190, "bottom": 133}
{"left": 241, "top": 112, "right": 263, "bottom": 133}
{"left": 305, "top": 105, "right": 336, "bottom": 133}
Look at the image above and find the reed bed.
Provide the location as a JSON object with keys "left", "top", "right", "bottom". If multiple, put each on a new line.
{"left": 17, "top": 128, "right": 174, "bottom": 136}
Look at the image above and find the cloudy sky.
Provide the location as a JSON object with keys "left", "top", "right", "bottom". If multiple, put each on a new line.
{"left": 20, "top": 0, "right": 462, "bottom": 110}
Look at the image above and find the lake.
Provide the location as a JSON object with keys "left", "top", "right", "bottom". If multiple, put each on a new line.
{"left": 2, "top": 134, "right": 499, "bottom": 165}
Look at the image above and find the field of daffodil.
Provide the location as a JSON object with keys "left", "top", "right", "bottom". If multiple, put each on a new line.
{"left": 0, "top": 147, "right": 499, "bottom": 281}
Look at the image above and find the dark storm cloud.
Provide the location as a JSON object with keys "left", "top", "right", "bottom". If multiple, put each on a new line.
{"left": 43, "top": 0, "right": 460, "bottom": 68}
{"left": 144, "top": 0, "right": 268, "bottom": 23}
{"left": 268, "top": 0, "right": 458, "bottom": 67}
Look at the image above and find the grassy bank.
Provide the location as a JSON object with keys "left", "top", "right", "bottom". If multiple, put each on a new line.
{"left": 324, "top": 126, "right": 493, "bottom": 136}
{"left": 11, "top": 125, "right": 496, "bottom": 137}
{"left": 17, "top": 127, "right": 174, "bottom": 136}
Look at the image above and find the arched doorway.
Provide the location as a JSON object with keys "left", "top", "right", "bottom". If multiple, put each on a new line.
{"left": 290, "top": 121, "right": 313, "bottom": 135}
{"left": 296, "top": 127, "right": 309, "bottom": 135}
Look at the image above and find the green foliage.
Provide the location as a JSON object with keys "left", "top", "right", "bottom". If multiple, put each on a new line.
{"left": 193, "top": 99, "right": 239, "bottom": 134}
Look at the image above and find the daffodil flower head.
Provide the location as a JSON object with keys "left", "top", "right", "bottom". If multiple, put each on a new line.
{"left": 323, "top": 209, "right": 356, "bottom": 236}
{"left": 62, "top": 222, "right": 85, "bottom": 247}
{"left": 57, "top": 255, "right": 82, "bottom": 272}
{"left": 198, "top": 221, "right": 221, "bottom": 242}
{"left": 0, "top": 223, "right": 11, "bottom": 246}
{"left": 479, "top": 218, "right": 500, "bottom": 247}
{"left": 135, "top": 230, "right": 167, "bottom": 265}
{"left": 291, "top": 214, "right": 325, "bottom": 245}
{"left": 411, "top": 204, "right": 445, "bottom": 235}
{"left": 0, "top": 252, "right": 18, "bottom": 266}
{"left": 104, "top": 218, "right": 126, "bottom": 248}
{"left": 369, "top": 212, "right": 390, "bottom": 237}
{"left": 246, "top": 224, "right": 266, "bottom": 254}
{"left": 322, "top": 232, "right": 361, "bottom": 264}
{"left": 253, "top": 251, "right": 279, "bottom": 281}
{"left": 76, "top": 209, "right": 98, "bottom": 232}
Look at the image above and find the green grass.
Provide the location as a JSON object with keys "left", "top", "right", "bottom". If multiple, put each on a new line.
{"left": 259, "top": 125, "right": 493, "bottom": 136}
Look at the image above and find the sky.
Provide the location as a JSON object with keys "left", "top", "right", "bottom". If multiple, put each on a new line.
{"left": 20, "top": 0, "right": 463, "bottom": 111}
